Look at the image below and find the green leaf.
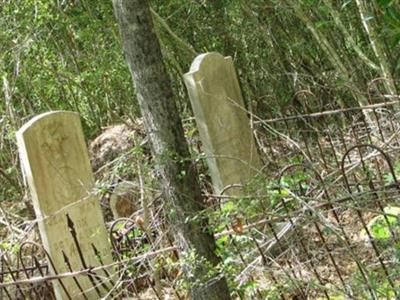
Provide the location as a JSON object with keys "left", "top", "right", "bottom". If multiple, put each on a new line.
{"left": 221, "top": 201, "right": 235, "bottom": 214}
{"left": 363, "top": 206, "right": 400, "bottom": 240}
{"left": 371, "top": 222, "right": 390, "bottom": 239}
{"left": 216, "top": 235, "right": 229, "bottom": 247}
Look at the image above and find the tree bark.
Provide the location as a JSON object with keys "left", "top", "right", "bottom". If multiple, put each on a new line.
{"left": 112, "top": 1, "right": 231, "bottom": 299}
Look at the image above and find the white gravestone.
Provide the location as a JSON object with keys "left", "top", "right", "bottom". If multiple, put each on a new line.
{"left": 17, "top": 111, "right": 113, "bottom": 299}
{"left": 184, "top": 52, "right": 262, "bottom": 195}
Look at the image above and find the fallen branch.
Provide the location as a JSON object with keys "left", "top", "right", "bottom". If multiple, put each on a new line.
{"left": 257, "top": 99, "right": 399, "bottom": 124}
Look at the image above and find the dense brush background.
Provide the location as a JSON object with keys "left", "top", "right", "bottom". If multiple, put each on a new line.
{"left": 1, "top": 0, "right": 399, "bottom": 215}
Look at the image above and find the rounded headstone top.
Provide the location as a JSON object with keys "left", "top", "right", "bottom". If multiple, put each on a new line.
{"left": 188, "top": 52, "right": 228, "bottom": 74}
{"left": 18, "top": 111, "right": 79, "bottom": 136}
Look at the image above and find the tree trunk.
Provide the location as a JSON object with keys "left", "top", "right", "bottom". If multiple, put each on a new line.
{"left": 112, "top": 1, "right": 231, "bottom": 299}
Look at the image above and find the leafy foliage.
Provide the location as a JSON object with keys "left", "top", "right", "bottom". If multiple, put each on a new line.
{"left": 1, "top": 1, "right": 400, "bottom": 298}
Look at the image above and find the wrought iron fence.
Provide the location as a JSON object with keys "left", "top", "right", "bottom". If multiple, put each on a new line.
{"left": 1, "top": 100, "right": 400, "bottom": 299}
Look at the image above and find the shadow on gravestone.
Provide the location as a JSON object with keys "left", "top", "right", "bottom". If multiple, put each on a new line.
{"left": 184, "top": 52, "right": 262, "bottom": 195}
{"left": 17, "top": 111, "right": 114, "bottom": 300}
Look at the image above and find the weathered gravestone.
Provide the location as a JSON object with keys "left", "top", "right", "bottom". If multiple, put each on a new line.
{"left": 17, "top": 111, "right": 113, "bottom": 300}
{"left": 184, "top": 52, "right": 262, "bottom": 195}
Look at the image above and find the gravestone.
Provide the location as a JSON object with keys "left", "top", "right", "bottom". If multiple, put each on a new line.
{"left": 184, "top": 52, "right": 262, "bottom": 195}
{"left": 17, "top": 111, "right": 113, "bottom": 300}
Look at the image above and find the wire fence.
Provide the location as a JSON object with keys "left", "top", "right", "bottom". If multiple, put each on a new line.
{"left": 1, "top": 100, "right": 400, "bottom": 299}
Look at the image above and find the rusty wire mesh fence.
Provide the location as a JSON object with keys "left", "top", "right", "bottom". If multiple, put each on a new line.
{"left": 1, "top": 98, "right": 400, "bottom": 299}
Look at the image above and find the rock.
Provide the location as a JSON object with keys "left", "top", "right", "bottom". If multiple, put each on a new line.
{"left": 110, "top": 181, "right": 139, "bottom": 219}
{"left": 89, "top": 124, "right": 134, "bottom": 172}
{"left": 88, "top": 120, "right": 148, "bottom": 172}
{"left": 88, "top": 120, "right": 151, "bottom": 222}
